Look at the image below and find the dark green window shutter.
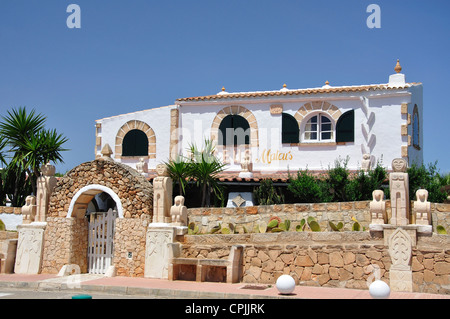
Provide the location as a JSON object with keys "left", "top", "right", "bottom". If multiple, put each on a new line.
{"left": 122, "top": 129, "right": 149, "bottom": 156}
{"left": 218, "top": 114, "right": 250, "bottom": 146}
{"left": 282, "top": 113, "right": 299, "bottom": 143}
{"left": 336, "top": 110, "right": 354, "bottom": 143}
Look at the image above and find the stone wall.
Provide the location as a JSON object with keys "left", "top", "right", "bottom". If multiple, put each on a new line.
{"left": 114, "top": 216, "right": 151, "bottom": 277}
{"left": 187, "top": 202, "right": 450, "bottom": 234}
{"left": 41, "top": 217, "right": 88, "bottom": 274}
{"left": 180, "top": 232, "right": 450, "bottom": 294}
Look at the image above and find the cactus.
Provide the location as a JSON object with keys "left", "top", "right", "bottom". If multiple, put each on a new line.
{"left": 188, "top": 222, "right": 199, "bottom": 235}
{"left": 296, "top": 219, "right": 306, "bottom": 232}
{"left": 228, "top": 223, "right": 236, "bottom": 234}
{"left": 351, "top": 216, "right": 361, "bottom": 231}
{"left": 0, "top": 219, "right": 5, "bottom": 231}
{"left": 305, "top": 216, "right": 321, "bottom": 232}
{"left": 284, "top": 219, "right": 291, "bottom": 231}
{"left": 329, "top": 221, "right": 343, "bottom": 232}
{"left": 308, "top": 220, "right": 321, "bottom": 232}
{"left": 271, "top": 227, "right": 284, "bottom": 232}
{"left": 267, "top": 219, "right": 279, "bottom": 229}
{"left": 269, "top": 216, "right": 282, "bottom": 224}
{"left": 221, "top": 227, "right": 231, "bottom": 234}
{"left": 437, "top": 225, "right": 447, "bottom": 234}
{"left": 259, "top": 221, "right": 267, "bottom": 233}
{"left": 279, "top": 222, "right": 286, "bottom": 231}
{"left": 352, "top": 222, "right": 361, "bottom": 231}
{"left": 210, "top": 223, "right": 222, "bottom": 234}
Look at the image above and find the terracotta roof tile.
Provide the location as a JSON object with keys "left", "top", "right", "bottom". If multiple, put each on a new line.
{"left": 176, "top": 83, "right": 421, "bottom": 102}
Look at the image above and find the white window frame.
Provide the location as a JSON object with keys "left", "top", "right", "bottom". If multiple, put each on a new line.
{"left": 301, "top": 113, "right": 335, "bottom": 143}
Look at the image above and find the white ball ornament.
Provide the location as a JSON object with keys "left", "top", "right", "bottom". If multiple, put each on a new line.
{"left": 369, "top": 280, "right": 390, "bottom": 299}
{"left": 276, "top": 274, "right": 296, "bottom": 294}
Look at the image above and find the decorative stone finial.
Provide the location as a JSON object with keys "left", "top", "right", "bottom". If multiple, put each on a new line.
{"left": 283, "top": 83, "right": 287, "bottom": 88}
{"left": 222, "top": 86, "right": 226, "bottom": 91}
{"left": 100, "top": 143, "right": 113, "bottom": 161}
{"left": 394, "top": 59, "right": 402, "bottom": 73}
{"left": 325, "top": 80, "right": 329, "bottom": 85}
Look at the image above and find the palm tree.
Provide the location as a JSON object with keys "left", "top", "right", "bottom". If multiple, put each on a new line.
{"left": 188, "top": 139, "right": 226, "bottom": 207}
{"left": 0, "top": 106, "right": 68, "bottom": 197}
{"left": 164, "top": 155, "right": 192, "bottom": 196}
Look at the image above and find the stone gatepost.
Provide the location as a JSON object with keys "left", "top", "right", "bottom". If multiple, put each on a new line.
{"left": 14, "top": 223, "right": 46, "bottom": 274}
{"left": 144, "top": 176, "right": 187, "bottom": 279}
{"left": 36, "top": 163, "right": 57, "bottom": 222}
{"left": 368, "top": 158, "right": 433, "bottom": 292}
{"left": 14, "top": 163, "right": 56, "bottom": 274}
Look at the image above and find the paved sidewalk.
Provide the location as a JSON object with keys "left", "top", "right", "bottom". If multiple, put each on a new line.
{"left": 0, "top": 273, "right": 449, "bottom": 299}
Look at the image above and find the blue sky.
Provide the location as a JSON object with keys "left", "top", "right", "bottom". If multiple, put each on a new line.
{"left": 0, "top": 0, "right": 449, "bottom": 174}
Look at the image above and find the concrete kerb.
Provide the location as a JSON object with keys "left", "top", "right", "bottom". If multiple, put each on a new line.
{"left": 0, "top": 277, "right": 293, "bottom": 299}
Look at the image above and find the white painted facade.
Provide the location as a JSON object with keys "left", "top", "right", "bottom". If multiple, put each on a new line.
{"left": 95, "top": 66, "right": 423, "bottom": 176}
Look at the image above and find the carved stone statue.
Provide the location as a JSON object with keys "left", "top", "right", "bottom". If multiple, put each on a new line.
{"left": 370, "top": 190, "right": 386, "bottom": 224}
{"left": 22, "top": 195, "right": 37, "bottom": 224}
{"left": 152, "top": 164, "right": 173, "bottom": 223}
{"left": 240, "top": 152, "right": 252, "bottom": 172}
{"left": 361, "top": 153, "right": 371, "bottom": 172}
{"left": 136, "top": 157, "right": 148, "bottom": 175}
{"left": 35, "top": 163, "right": 57, "bottom": 223}
{"left": 389, "top": 158, "right": 410, "bottom": 226}
{"left": 170, "top": 196, "right": 187, "bottom": 226}
{"left": 238, "top": 150, "right": 253, "bottom": 178}
{"left": 414, "top": 189, "right": 431, "bottom": 225}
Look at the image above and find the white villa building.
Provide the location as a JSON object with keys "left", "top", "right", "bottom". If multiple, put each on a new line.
{"left": 94, "top": 60, "right": 423, "bottom": 188}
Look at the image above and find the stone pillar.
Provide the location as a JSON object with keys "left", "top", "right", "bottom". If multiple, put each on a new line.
{"left": 144, "top": 225, "right": 176, "bottom": 279}
{"left": 388, "top": 228, "right": 413, "bottom": 292}
{"left": 36, "top": 163, "right": 57, "bottom": 223}
{"left": 152, "top": 164, "right": 173, "bottom": 224}
{"left": 14, "top": 223, "right": 46, "bottom": 274}
{"left": 169, "top": 108, "right": 179, "bottom": 161}
{"left": 389, "top": 158, "right": 410, "bottom": 226}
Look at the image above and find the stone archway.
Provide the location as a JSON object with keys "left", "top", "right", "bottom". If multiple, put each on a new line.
{"left": 114, "top": 120, "right": 156, "bottom": 160}
{"left": 41, "top": 159, "right": 153, "bottom": 276}
{"left": 211, "top": 105, "right": 259, "bottom": 148}
{"left": 294, "top": 101, "right": 342, "bottom": 127}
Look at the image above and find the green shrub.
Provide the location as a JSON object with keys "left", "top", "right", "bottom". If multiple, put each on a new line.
{"left": 254, "top": 179, "right": 284, "bottom": 205}
{"left": 324, "top": 157, "right": 350, "bottom": 202}
{"left": 287, "top": 169, "right": 328, "bottom": 203}
{"left": 407, "top": 162, "right": 447, "bottom": 203}
{"left": 347, "top": 161, "right": 388, "bottom": 201}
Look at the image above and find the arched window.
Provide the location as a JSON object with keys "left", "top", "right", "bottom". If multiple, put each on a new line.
{"left": 336, "top": 110, "right": 354, "bottom": 143}
{"left": 282, "top": 113, "right": 299, "bottom": 143}
{"left": 412, "top": 105, "right": 420, "bottom": 149}
{"left": 302, "top": 113, "right": 334, "bottom": 142}
{"left": 218, "top": 115, "right": 250, "bottom": 146}
{"left": 122, "top": 129, "right": 148, "bottom": 156}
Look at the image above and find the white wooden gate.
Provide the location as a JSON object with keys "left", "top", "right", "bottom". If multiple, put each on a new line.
{"left": 88, "top": 208, "right": 117, "bottom": 274}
